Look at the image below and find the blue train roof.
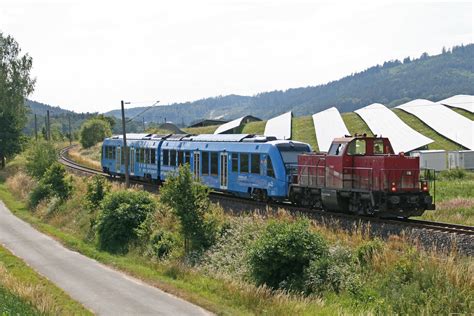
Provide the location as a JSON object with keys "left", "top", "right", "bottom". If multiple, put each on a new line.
{"left": 106, "top": 134, "right": 278, "bottom": 143}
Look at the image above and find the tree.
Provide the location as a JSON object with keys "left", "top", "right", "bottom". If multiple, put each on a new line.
{"left": 0, "top": 33, "right": 35, "bottom": 168}
{"left": 160, "top": 164, "right": 222, "bottom": 254}
{"left": 79, "top": 118, "right": 112, "bottom": 148}
{"left": 25, "top": 140, "right": 57, "bottom": 179}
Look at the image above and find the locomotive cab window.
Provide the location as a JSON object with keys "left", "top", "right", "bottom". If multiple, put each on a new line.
{"left": 328, "top": 143, "right": 346, "bottom": 156}
{"left": 347, "top": 139, "right": 366, "bottom": 155}
{"left": 374, "top": 140, "right": 384, "bottom": 154}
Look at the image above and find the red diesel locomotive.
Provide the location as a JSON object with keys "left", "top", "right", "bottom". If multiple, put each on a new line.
{"left": 289, "top": 135, "right": 435, "bottom": 218}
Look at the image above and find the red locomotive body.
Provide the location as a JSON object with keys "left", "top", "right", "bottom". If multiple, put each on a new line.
{"left": 290, "top": 136, "right": 435, "bottom": 217}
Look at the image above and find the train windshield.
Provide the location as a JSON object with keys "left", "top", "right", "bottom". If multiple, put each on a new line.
{"left": 276, "top": 143, "right": 311, "bottom": 165}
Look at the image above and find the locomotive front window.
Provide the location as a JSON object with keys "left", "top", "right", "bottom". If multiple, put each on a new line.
{"left": 328, "top": 143, "right": 346, "bottom": 156}
{"left": 347, "top": 139, "right": 366, "bottom": 155}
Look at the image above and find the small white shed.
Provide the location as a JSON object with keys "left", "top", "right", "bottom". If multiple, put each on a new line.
{"left": 410, "top": 150, "right": 447, "bottom": 171}
{"left": 448, "top": 150, "right": 474, "bottom": 170}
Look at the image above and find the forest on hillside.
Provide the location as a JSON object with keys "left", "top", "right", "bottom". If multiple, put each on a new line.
{"left": 106, "top": 44, "right": 474, "bottom": 124}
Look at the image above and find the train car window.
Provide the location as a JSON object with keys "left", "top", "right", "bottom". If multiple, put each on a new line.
{"left": 202, "top": 151, "right": 209, "bottom": 175}
{"left": 211, "top": 152, "right": 218, "bottom": 176}
{"left": 184, "top": 151, "right": 190, "bottom": 164}
{"left": 151, "top": 149, "right": 156, "bottom": 164}
{"left": 240, "top": 153, "right": 249, "bottom": 173}
{"left": 136, "top": 149, "right": 140, "bottom": 163}
{"left": 374, "top": 140, "right": 384, "bottom": 154}
{"left": 163, "top": 149, "right": 169, "bottom": 165}
{"left": 276, "top": 143, "right": 311, "bottom": 165}
{"left": 145, "top": 149, "right": 150, "bottom": 164}
{"left": 328, "top": 143, "right": 346, "bottom": 156}
{"left": 251, "top": 154, "right": 260, "bottom": 174}
{"left": 178, "top": 151, "right": 184, "bottom": 166}
{"left": 170, "top": 150, "right": 177, "bottom": 167}
{"left": 267, "top": 156, "right": 275, "bottom": 178}
{"left": 347, "top": 139, "right": 366, "bottom": 155}
{"left": 232, "top": 153, "right": 238, "bottom": 172}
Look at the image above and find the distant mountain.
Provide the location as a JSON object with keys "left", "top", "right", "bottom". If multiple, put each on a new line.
{"left": 106, "top": 44, "right": 474, "bottom": 125}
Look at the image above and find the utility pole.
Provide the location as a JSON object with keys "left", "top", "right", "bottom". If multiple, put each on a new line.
{"left": 68, "top": 115, "right": 72, "bottom": 145}
{"left": 34, "top": 114, "right": 38, "bottom": 141}
{"left": 143, "top": 117, "right": 145, "bottom": 132}
{"left": 46, "top": 110, "right": 51, "bottom": 141}
{"left": 121, "top": 100, "right": 130, "bottom": 188}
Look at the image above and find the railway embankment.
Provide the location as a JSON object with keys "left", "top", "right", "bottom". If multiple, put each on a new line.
{"left": 0, "top": 142, "right": 472, "bottom": 315}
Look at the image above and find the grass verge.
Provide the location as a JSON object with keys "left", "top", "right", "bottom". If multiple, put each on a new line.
{"left": 0, "top": 241, "right": 91, "bottom": 315}
{"left": 0, "top": 181, "right": 332, "bottom": 315}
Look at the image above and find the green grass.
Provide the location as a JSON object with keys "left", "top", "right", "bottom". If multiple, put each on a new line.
{"left": 183, "top": 125, "right": 219, "bottom": 134}
{"left": 450, "top": 107, "right": 474, "bottom": 120}
{"left": 0, "top": 181, "right": 335, "bottom": 315}
{"left": 241, "top": 121, "right": 266, "bottom": 134}
{"left": 392, "top": 109, "right": 462, "bottom": 150}
{"left": 292, "top": 116, "right": 318, "bottom": 150}
{"left": 341, "top": 113, "right": 373, "bottom": 136}
{"left": 0, "top": 242, "right": 91, "bottom": 315}
{"left": 0, "top": 285, "right": 41, "bottom": 316}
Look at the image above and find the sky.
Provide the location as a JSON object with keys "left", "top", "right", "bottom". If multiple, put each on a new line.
{"left": 1, "top": 0, "right": 472, "bottom": 113}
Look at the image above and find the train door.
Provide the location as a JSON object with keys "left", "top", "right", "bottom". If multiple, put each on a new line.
{"left": 116, "top": 146, "right": 121, "bottom": 172}
{"left": 130, "top": 147, "right": 135, "bottom": 176}
{"left": 193, "top": 151, "right": 200, "bottom": 180}
{"left": 219, "top": 153, "right": 228, "bottom": 189}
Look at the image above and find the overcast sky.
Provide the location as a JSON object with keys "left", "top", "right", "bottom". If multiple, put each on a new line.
{"left": 1, "top": 0, "right": 472, "bottom": 113}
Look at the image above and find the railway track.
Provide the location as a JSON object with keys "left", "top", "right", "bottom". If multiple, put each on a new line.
{"left": 59, "top": 146, "right": 474, "bottom": 238}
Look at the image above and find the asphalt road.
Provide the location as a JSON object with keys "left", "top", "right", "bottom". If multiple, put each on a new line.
{"left": 0, "top": 201, "right": 211, "bottom": 315}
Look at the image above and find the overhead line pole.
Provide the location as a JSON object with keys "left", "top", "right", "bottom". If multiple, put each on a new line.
{"left": 121, "top": 100, "right": 130, "bottom": 188}
{"left": 34, "top": 114, "right": 38, "bottom": 141}
{"left": 68, "top": 115, "right": 72, "bottom": 145}
{"left": 46, "top": 110, "right": 51, "bottom": 141}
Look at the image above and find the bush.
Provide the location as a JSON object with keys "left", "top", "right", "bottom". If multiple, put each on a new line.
{"left": 29, "top": 163, "right": 72, "bottom": 206}
{"left": 439, "top": 168, "right": 466, "bottom": 180}
{"left": 304, "top": 246, "right": 361, "bottom": 295}
{"left": 249, "top": 219, "right": 328, "bottom": 291}
{"left": 79, "top": 118, "right": 112, "bottom": 148}
{"left": 149, "top": 230, "right": 178, "bottom": 259}
{"left": 97, "top": 190, "right": 156, "bottom": 253}
{"left": 25, "top": 140, "right": 57, "bottom": 179}
{"left": 160, "top": 165, "right": 224, "bottom": 254}
{"left": 85, "top": 175, "right": 110, "bottom": 209}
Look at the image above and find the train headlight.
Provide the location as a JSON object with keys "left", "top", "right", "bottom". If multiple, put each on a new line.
{"left": 421, "top": 181, "right": 429, "bottom": 192}
{"left": 391, "top": 182, "right": 397, "bottom": 192}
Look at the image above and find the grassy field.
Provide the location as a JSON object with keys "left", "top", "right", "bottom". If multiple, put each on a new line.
{"left": 291, "top": 116, "right": 318, "bottom": 150}
{"left": 450, "top": 107, "right": 474, "bottom": 120}
{"left": 183, "top": 125, "right": 219, "bottom": 134}
{"left": 392, "top": 109, "right": 462, "bottom": 150}
{"left": 241, "top": 120, "right": 266, "bottom": 134}
{"left": 0, "top": 242, "right": 91, "bottom": 315}
{"left": 341, "top": 112, "right": 373, "bottom": 136}
{"left": 67, "top": 142, "right": 102, "bottom": 170}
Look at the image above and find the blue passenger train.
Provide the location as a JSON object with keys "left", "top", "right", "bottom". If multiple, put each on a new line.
{"left": 101, "top": 133, "right": 312, "bottom": 200}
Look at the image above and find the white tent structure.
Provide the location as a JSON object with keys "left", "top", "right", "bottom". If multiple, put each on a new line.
{"left": 264, "top": 111, "right": 292, "bottom": 140}
{"left": 438, "top": 94, "right": 474, "bottom": 113}
{"left": 214, "top": 116, "right": 246, "bottom": 134}
{"left": 396, "top": 99, "right": 474, "bottom": 150}
{"left": 312, "top": 107, "right": 349, "bottom": 152}
{"left": 355, "top": 103, "right": 433, "bottom": 153}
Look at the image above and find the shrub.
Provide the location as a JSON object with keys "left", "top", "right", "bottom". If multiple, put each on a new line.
{"left": 149, "top": 230, "right": 178, "bottom": 259}
{"left": 28, "top": 163, "right": 72, "bottom": 206}
{"left": 79, "top": 118, "right": 112, "bottom": 148}
{"left": 25, "top": 140, "right": 57, "bottom": 179}
{"left": 439, "top": 168, "right": 466, "bottom": 180}
{"left": 97, "top": 190, "right": 156, "bottom": 253}
{"left": 304, "top": 246, "right": 361, "bottom": 295}
{"left": 249, "top": 219, "right": 328, "bottom": 291}
{"left": 160, "top": 165, "right": 224, "bottom": 254}
{"left": 85, "top": 175, "right": 110, "bottom": 209}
